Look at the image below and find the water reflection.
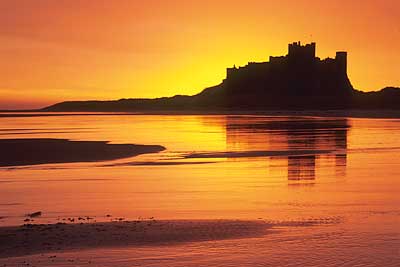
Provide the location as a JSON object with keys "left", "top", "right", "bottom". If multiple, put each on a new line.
{"left": 223, "top": 116, "right": 350, "bottom": 184}
{"left": 288, "top": 155, "right": 316, "bottom": 182}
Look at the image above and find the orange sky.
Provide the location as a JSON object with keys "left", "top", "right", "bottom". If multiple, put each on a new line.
{"left": 0, "top": 0, "right": 399, "bottom": 109}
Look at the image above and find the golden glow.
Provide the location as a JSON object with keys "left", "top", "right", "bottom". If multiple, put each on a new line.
{"left": 1, "top": 0, "right": 399, "bottom": 108}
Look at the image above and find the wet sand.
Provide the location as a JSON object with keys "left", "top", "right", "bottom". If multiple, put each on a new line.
{"left": 0, "top": 138, "right": 165, "bottom": 167}
{"left": 101, "top": 161, "right": 218, "bottom": 167}
{"left": 0, "top": 217, "right": 343, "bottom": 259}
{"left": 0, "top": 220, "right": 270, "bottom": 258}
{"left": 185, "top": 149, "right": 333, "bottom": 159}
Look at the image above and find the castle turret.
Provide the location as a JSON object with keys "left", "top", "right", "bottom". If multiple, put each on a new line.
{"left": 335, "top": 51, "right": 347, "bottom": 74}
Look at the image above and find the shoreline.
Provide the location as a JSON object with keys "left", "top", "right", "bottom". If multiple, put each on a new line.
{"left": 2, "top": 109, "right": 400, "bottom": 118}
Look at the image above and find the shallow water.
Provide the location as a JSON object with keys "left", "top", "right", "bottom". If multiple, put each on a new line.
{"left": 0, "top": 114, "right": 399, "bottom": 266}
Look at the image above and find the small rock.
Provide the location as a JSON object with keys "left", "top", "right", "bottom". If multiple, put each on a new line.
{"left": 26, "top": 211, "right": 42, "bottom": 218}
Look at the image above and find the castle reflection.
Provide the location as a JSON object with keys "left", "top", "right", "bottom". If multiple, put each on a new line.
{"left": 223, "top": 116, "right": 349, "bottom": 185}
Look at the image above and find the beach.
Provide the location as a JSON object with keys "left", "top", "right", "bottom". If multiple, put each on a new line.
{"left": 0, "top": 114, "right": 399, "bottom": 266}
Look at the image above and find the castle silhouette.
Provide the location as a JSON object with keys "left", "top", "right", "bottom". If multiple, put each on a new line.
{"left": 212, "top": 41, "right": 353, "bottom": 109}
{"left": 43, "top": 42, "right": 400, "bottom": 112}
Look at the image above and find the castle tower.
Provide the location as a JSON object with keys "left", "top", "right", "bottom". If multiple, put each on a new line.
{"left": 335, "top": 51, "right": 347, "bottom": 74}
{"left": 288, "top": 41, "right": 316, "bottom": 61}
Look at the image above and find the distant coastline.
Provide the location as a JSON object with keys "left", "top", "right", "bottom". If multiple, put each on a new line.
{"left": 4, "top": 109, "right": 400, "bottom": 119}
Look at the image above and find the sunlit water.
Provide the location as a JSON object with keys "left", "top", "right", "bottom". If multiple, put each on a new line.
{"left": 0, "top": 114, "right": 399, "bottom": 266}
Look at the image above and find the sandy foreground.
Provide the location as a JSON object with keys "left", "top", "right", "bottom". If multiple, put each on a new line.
{"left": 0, "top": 218, "right": 341, "bottom": 259}
{"left": 0, "top": 220, "right": 271, "bottom": 258}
